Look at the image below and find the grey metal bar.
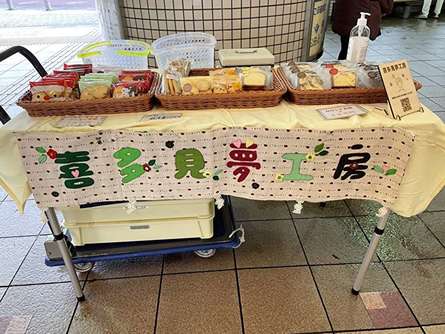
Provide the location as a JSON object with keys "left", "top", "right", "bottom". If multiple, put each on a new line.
{"left": 44, "top": 0, "right": 52, "bottom": 10}
{"left": 352, "top": 207, "right": 390, "bottom": 294}
{"left": 45, "top": 208, "right": 85, "bottom": 301}
{"left": 6, "top": 0, "right": 14, "bottom": 10}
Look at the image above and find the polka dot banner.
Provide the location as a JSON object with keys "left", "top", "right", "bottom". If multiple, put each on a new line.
{"left": 15, "top": 127, "right": 414, "bottom": 209}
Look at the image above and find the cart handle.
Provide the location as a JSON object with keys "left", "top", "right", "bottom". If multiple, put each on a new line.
{"left": 0, "top": 46, "right": 47, "bottom": 124}
{"left": 77, "top": 40, "right": 151, "bottom": 59}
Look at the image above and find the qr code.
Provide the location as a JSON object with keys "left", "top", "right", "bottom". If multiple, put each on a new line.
{"left": 401, "top": 98, "right": 412, "bottom": 113}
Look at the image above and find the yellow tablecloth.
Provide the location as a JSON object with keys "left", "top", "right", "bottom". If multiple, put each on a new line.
{"left": 1, "top": 101, "right": 444, "bottom": 217}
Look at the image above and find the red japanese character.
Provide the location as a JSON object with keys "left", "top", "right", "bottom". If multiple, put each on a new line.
{"left": 226, "top": 141, "right": 261, "bottom": 182}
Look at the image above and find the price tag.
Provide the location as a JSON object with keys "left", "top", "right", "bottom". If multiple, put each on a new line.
{"left": 317, "top": 105, "right": 368, "bottom": 120}
{"left": 141, "top": 113, "right": 183, "bottom": 121}
{"left": 53, "top": 115, "right": 106, "bottom": 128}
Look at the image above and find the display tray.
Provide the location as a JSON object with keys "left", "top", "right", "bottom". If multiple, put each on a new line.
{"left": 155, "top": 68, "right": 287, "bottom": 110}
{"left": 17, "top": 72, "right": 160, "bottom": 117}
{"left": 276, "top": 67, "right": 423, "bottom": 105}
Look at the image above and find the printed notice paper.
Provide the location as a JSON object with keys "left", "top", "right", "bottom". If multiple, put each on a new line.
{"left": 317, "top": 105, "right": 368, "bottom": 120}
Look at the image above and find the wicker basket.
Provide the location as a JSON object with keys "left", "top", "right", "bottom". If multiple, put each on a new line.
{"left": 156, "top": 68, "right": 287, "bottom": 110}
{"left": 18, "top": 73, "right": 160, "bottom": 117}
{"left": 277, "top": 67, "right": 423, "bottom": 105}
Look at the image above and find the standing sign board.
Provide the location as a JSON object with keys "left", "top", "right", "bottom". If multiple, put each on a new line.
{"left": 378, "top": 60, "right": 423, "bottom": 120}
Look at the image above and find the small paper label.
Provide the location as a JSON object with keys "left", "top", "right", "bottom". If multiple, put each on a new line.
{"left": 53, "top": 115, "right": 106, "bottom": 128}
{"left": 141, "top": 113, "right": 183, "bottom": 121}
{"left": 317, "top": 105, "right": 367, "bottom": 120}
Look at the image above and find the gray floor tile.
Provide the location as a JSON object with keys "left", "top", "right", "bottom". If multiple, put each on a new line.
{"left": 386, "top": 259, "right": 445, "bottom": 325}
{"left": 346, "top": 329, "right": 422, "bottom": 334}
{"left": 163, "top": 249, "right": 234, "bottom": 274}
{"left": 426, "top": 189, "right": 445, "bottom": 211}
{"left": 418, "top": 211, "right": 445, "bottom": 246}
{"left": 426, "top": 60, "right": 445, "bottom": 69}
{"left": 295, "top": 217, "right": 371, "bottom": 264}
{"left": 346, "top": 199, "right": 382, "bottom": 216}
{"left": 0, "top": 236, "right": 35, "bottom": 286}
{"left": 12, "top": 236, "right": 87, "bottom": 285}
{"left": 87, "top": 256, "right": 162, "bottom": 280}
{"left": 235, "top": 219, "right": 306, "bottom": 268}
{"left": 157, "top": 271, "right": 242, "bottom": 334}
{"left": 69, "top": 277, "right": 159, "bottom": 334}
{"left": 423, "top": 324, "right": 445, "bottom": 334}
{"left": 0, "top": 188, "right": 6, "bottom": 202}
{"left": 435, "top": 112, "right": 445, "bottom": 122}
{"left": 287, "top": 200, "right": 351, "bottom": 218}
{"left": 420, "top": 97, "right": 444, "bottom": 112}
{"left": 0, "top": 283, "right": 77, "bottom": 334}
{"left": 0, "top": 201, "right": 45, "bottom": 237}
{"left": 429, "top": 75, "right": 445, "bottom": 85}
{"left": 418, "top": 86, "right": 445, "bottom": 98}
{"left": 410, "top": 61, "right": 445, "bottom": 76}
{"left": 358, "top": 215, "right": 445, "bottom": 261}
{"left": 238, "top": 267, "right": 331, "bottom": 334}
{"left": 430, "top": 97, "right": 445, "bottom": 109}
{"left": 313, "top": 263, "right": 416, "bottom": 331}
{"left": 230, "top": 197, "right": 291, "bottom": 221}
{"left": 413, "top": 76, "right": 442, "bottom": 87}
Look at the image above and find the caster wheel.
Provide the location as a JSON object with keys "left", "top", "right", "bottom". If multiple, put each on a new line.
{"left": 194, "top": 249, "right": 216, "bottom": 258}
{"left": 74, "top": 262, "right": 94, "bottom": 273}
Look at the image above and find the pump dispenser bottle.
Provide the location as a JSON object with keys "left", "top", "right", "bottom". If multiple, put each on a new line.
{"left": 346, "top": 12, "right": 371, "bottom": 63}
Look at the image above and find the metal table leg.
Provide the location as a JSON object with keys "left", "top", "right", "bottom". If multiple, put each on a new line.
{"left": 352, "top": 207, "right": 390, "bottom": 295}
{"left": 45, "top": 208, "right": 85, "bottom": 301}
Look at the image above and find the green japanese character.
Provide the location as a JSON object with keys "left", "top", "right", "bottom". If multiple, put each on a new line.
{"left": 175, "top": 148, "right": 206, "bottom": 179}
{"left": 113, "top": 147, "right": 142, "bottom": 168}
{"left": 282, "top": 153, "right": 313, "bottom": 181}
{"left": 120, "top": 163, "right": 145, "bottom": 184}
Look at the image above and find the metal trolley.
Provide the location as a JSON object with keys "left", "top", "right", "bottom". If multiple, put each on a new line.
{"left": 0, "top": 46, "right": 245, "bottom": 301}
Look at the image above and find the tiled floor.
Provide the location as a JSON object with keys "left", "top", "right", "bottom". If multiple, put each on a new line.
{"left": 0, "top": 16, "right": 445, "bottom": 334}
{"left": 0, "top": 8, "right": 100, "bottom": 119}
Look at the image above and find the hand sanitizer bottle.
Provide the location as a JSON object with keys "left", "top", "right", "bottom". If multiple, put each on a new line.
{"left": 346, "top": 12, "right": 371, "bottom": 63}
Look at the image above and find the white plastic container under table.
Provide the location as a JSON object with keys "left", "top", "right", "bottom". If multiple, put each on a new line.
{"left": 151, "top": 32, "right": 216, "bottom": 70}
{"left": 61, "top": 199, "right": 215, "bottom": 246}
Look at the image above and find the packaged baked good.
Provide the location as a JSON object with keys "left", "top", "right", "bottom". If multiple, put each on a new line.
{"left": 84, "top": 72, "right": 118, "bottom": 84}
{"left": 357, "top": 63, "right": 383, "bottom": 88}
{"left": 119, "top": 70, "right": 154, "bottom": 83}
{"left": 226, "top": 75, "right": 243, "bottom": 93}
{"left": 281, "top": 62, "right": 331, "bottom": 90}
{"left": 30, "top": 78, "right": 75, "bottom": 102}
{"left": 63, "top": 63, "right": 93, "bottom": 75}
{"left": 180, "top": 76, "right": 213, "bottom": 95}
{"left": 112, "top": 81, "right": 149, "bottom": 98}
{"left": 323, "top": 61, "right": 357, "bottom": 88}
{"left": 239, "top": 66, "right": 273, "bottom": 90}
{"left": 79, "top": 80, "right": 111, "bottom": 100}
{"left": 162, "top": 59, "right": 192, "bottom": 95}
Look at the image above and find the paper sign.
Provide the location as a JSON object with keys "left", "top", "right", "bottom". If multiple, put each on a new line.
{"left": 317, "top": 105, "right": 367, "bottom": 120}
{"left": 378, "top": 60, "right": 423, "bottom": 120}
{"left": 53, "top": 115, "right": 106, "bottom": 128}
{"left": 141, "top": 113, "right": 183, "bottom": 121}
